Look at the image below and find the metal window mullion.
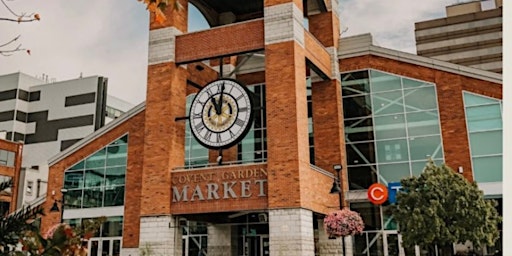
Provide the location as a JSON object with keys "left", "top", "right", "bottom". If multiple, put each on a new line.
{"left": 401, "top": 77, "right": 413, "bottom": 178}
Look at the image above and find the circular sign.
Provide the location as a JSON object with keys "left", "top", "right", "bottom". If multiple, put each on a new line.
{"left": 367, "top": 183, "right": 388, "bottom": 205}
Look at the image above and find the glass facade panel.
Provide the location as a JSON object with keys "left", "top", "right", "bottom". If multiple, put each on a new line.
{"left": 466, "top": 104, "right": 502, "bottom": 132}
{"left": 402, "top": 77, "right": 428, "bottom": 89}
{"left": 406, "top": 111, "right": 440, "bottom": 136}
{"left": 342, "top": 69, "right": 443, "bottom": 190}
{"left": 403, "top": 87, "right": 437, "bottom": 111}
{"left": 408, "top": 135, "right": 443, "bottom": 160}
{"left": 469, "top": 131, "right": 502, "bottom": 156}
{"left": 347, "top": 142, "right": 376, "bottom": 165}
{"left": 463, "top": 91, "right": 502, "bottom": 184}
{"left": 64, "top": 171, "right": 84, "bottom": 189}
{"left": 372, "top": 91, "right": 404, "bottom": 116}
{"left": 85, "top": 169, "right": 105, "bottom": 188}
{"left": 376, "top": 139, "right": 408, "bottom": 163}
{"left": 63, "top": 135, "right": 128, "bottom": 209}
{"left": 102, "top": 216, "right": 123, "bottom": 237}
{"left": 345, "top": 117, "right": 374, "bottom": 142}
{"left": 370, "top": 70, "right": 401, "bottom": 92}
{"left": 463, "top": 92, "right": 498, "bottom": 106}
{"left": 343, "top": 95, "right": 372, "bottom": 119}
{"left": 106, "top": 145, "right": 127, "bottom": 166}
{"left": 347, "top": 165, "right": 377, "bottom": 190}
{"left": 473, "top": 156, "right": 502, "bottom": 182}
{"left": 378, "top": 163, "right": 410, "bottom": 184}
{"left": 373, "top": 114, "right": 406, "bottom": 140}
{"left": 83, "top": 187, "right": 104, "bottom": 208}
{"left": 341, "top": 70, "right": 370, "bottom": 96}
{"left": 85, "top": 149, "right": 106, "bottom": 168}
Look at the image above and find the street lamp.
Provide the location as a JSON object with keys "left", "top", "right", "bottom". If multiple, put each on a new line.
{"left": 50, "top": 188, "right": 68, "bottom": 223}
{"left": 330, "top": 164, "right": 346, "bottom": 256}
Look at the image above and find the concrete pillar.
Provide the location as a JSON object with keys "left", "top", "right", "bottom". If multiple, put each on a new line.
{"left": 269, "top": 208, "right": 315, "bottom": 255}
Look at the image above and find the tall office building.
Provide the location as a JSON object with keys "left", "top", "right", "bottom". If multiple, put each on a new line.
{"left": 415, "top": 0, "right": 502, "bottom": 73}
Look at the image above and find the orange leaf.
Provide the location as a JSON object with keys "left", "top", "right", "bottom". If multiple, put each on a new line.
{"left": 34, "top": 13, "right": 40, "bottom": 20}
{"left": 155, "top": 8, "right": 166, "bottom": 24}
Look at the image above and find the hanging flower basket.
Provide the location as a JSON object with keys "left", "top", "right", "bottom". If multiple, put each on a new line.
{"left": 324, "top": 208, "right": 365, "bottom": 237}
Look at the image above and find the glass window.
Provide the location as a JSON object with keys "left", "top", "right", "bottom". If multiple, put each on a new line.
{"left": 372, "top": 91, "right": 404, "bottom": 116}
{"left": 343, "top": 95, "right": 372, "bottom": 118}
{"left": 378, "top": 163, "right": 410, "bottom": 184}
{"left": 406, "top": 111, "right": 440, "bottom": 136}
{"left": 402, "top": 77, "right": 429, "bottom": 89}
{"left": 347, "top": 142, "right": 377, "bottom": 165}
{"left": 185, "top": 94, "right": 210, "bottom": 167}
{"left": 83, "top": 187, "right": 104, "bottom": 208}
{"left": 463, "top": 91, "right": 502, "bottom": 184}
{"left": 370, "top": 70, "right": 401, "bottom": 92}
{"left": 63, "top": 135, "right": 128, "bottom": 209}
{"left": 347, "top": 165, "right": 377, "bottom": 190}
{"left": 85, "top": 149, "right": 106, "bottom": 169}
{"left": 342, "top": 70, "right": 443, "bottom": 189}
{"left": 408, "top": 135, "right": 443, "bottom": 160}
{"left": 106, "top": 145, "right": 127, "bottom": 166}
{"left": 465, "top": 104, "right": 502, "bottom": 132}
{"left": 341, "top": 70, "right": 370, "bottom": 96}
{"left": 374, "top": 114, "right": 406, "bottom": 140}
{"left": 64, "top": 171, "right": 84, "bottom": 189}
{"left": 102, "top": 216, "right": 123, "bottom": 237}
{"left": 469, "top": 131, "right": 502, "bottom": 156}
{"left": 472, "top": 156, "right": 502, "bottom": 182}
{"left": 376, "top": 139, "right": 409, "bottom": 163}
{"left": 345, "top": 117, "right": 374, "bottom": 142}
{"left": 403, "top": 87, "right": 437, "bottom": 112}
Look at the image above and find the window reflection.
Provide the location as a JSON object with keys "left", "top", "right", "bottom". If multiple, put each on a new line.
{"left": 63, "top": 135, "right": 128, "bottom": 209}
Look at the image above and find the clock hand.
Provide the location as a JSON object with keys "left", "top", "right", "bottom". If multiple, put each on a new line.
{"left": 211, "top": 97, "right": 219, "bottom": 114}
{"left": 217, "top": 82, "right": 225, "bottom": 115}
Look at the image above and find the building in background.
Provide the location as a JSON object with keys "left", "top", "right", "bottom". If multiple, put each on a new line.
{"left": 0, "top": 72, "right": 133, "bottom": 210}
{"left": 415, "top": 0, "right": 502, "bottom": 73}
{"left": 35, "top": 1, "right": 502, "bottom": 255}
{"left": 0, "top": 139, "right": 23, "bottom": 216}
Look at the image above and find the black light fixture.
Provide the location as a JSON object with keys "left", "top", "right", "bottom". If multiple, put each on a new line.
{"left": 50, "top": 188, "right": 68, "bottom": 223}
{"left": 50, "top": 200, "right": 60, "bottom": 212}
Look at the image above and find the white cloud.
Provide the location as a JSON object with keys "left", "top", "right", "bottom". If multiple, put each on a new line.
{"left": 340, "top": 0, "right": 455, "bottom": 53}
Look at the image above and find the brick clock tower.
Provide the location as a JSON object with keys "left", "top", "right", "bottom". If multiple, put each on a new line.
{"left": 138, "top": 0, "right": 346, "bottom": 255}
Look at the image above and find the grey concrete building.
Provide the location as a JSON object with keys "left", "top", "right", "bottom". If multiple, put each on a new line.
{"left": 414, "top": 0, "right": 502, "bottom": 73}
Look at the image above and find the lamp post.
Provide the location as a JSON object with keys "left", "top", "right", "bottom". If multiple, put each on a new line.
{"left": 50, "top": 188, "right": 68, "bottom": 223}
{"left": 330, "top": 164, "right": 346, "bottom": 256}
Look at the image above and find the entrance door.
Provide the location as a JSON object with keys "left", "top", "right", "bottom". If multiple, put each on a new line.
{"left": 88, "top": 238, "right": 122, "bottom": 256}
{"left": 245, "top": 235, "right": 269, "bottom": 256}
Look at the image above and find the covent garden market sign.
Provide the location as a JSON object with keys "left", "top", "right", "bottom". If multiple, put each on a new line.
{"left": 171, "top": 167, "right": 268, "bottom": 202}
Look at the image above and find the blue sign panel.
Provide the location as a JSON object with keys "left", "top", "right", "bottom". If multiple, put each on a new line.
{"left": 387, "top": 182, "right": 402, "bottom": 204}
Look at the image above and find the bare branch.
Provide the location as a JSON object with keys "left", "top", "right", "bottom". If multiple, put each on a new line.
{"left": 0, "top": 0, "right": 39, "bottom": 23}
{"left": 0, "top": 35, "right": 28, "bottom": 56}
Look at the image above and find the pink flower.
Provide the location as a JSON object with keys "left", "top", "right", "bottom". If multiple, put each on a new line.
{"left": 324, "top": 208, "right": 365, "bottom": 237}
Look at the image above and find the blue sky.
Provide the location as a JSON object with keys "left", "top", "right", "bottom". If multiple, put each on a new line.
{"left": 0, "top": 0, "right": 497, "bottom": 105}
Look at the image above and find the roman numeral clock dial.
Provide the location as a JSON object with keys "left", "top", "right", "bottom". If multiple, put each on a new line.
{"left": 189, "top": 79, "right": 254, "bottom": 150}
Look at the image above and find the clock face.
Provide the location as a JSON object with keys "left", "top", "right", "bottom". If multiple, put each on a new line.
{"left": 189, "top": 79, "right": 254, "bottom": 149}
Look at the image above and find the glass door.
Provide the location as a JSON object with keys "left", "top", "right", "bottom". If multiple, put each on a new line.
{"left": 88, "top": 237, "right": 122, "bottom": 256}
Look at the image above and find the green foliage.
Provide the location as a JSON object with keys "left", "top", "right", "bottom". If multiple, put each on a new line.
{"left": 1, "top": 180, "right": 44, "bottom": 255}
{"left": 393, "top": 160, "right": 501, "bottom": 250}
{"left": 20, "top": 217, "right": 106, "bottom": 256}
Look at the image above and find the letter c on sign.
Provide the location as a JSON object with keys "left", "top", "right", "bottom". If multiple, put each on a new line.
{"left": 367, "top": 183, "right": 388, "bottom": 205}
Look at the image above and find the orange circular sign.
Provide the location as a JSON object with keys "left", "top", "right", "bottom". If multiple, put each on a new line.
{"left": 367, "top": 183, "right": 388, "bottom": 205}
